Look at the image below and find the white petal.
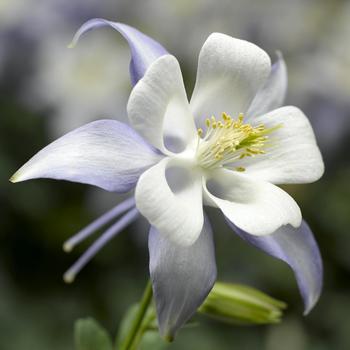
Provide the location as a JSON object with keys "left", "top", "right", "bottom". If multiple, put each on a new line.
{"left": 247, "top": 52, "right": 287, "bottom": 119}
{"left": 190, "top": 33, "right": 271, "bottom": 129}
{"left": 135, "top": 157, "right": 204, "bottom": 246}
{"left": 11, "top": 120, "right": 161, "bottom": 192}
{"left": 128, "top": 55, "right": 197, "bottom": 154}
{"left": 203, "top": 168, "right": 301, "bottom": 236}
{"left": 237, "top": 106, "right": 324, "bottom": 184}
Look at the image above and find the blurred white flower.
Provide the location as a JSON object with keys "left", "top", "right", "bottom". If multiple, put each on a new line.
{"left": 0, "top": 0, "right": 116, "bottom": 36}
{"left": 0, "top": 0, "right": 32, "bottom": 30}
{"left": 24, "top": 32, "right": 131, "bottom": 136}
{"left": 292, "top": 1, "right": 350, "bottom": 104}
{"left": 285, "top": 2, "right": 350, "bottom": 156}
{"left": 129, "top": 0, "right": 329, "bottom": 62}
{"left": 0, "top": 0, "right": 120, "bottom": 81}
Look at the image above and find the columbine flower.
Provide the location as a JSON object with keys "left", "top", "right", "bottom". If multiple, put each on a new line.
{"left": 11, "top": 19, "right": 324, "bottom": 339}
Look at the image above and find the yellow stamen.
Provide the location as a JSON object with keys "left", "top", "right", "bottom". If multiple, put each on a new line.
{"left": 196, "top": 112, "right": 282, "bottom": 170}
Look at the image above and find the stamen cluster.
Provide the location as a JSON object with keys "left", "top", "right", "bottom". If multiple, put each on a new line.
{"left": 196, "top": 113, "right": 281, "bottom": 170}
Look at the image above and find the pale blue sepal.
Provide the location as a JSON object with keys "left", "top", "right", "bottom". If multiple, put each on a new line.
{"left": 149, "top": 214, "right": 217, "bottom": 339}
{"left": 226, "top": 219, "right": 323, "bottom": 315}
{"left": 247, "top": 51, "right": 287, "bottom": 118}
{"left": 11, "top": 120, "right": 161, "bottom": 193}
{"left": 69, "top": 18, "right": 168, "bottom": 85}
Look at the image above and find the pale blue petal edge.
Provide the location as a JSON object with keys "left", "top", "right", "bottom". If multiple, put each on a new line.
{"left": 69, "top": 18, "right": 168, "bottom": 85}
{"left": 149, "top": 214, "right": 217, "bottom": 339}
{"left": 226, "top": 219, "right": 323, "bottom": 314}
{"left": 247, "top": 51, "right": 287, "bottom": 118}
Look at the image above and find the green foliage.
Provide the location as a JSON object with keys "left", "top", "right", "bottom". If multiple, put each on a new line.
{"left": 137, "top": 331, "right": 167, "bottom": 350}
{"left": 74, "top": 318, "right": 113, "bottom": 350}
{"left": 74, "top": 282, "right": 286, "bottom": 349}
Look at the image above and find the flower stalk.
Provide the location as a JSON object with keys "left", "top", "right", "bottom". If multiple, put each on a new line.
{"left": 119, "top": 280, "right": 153, "bottom": 350}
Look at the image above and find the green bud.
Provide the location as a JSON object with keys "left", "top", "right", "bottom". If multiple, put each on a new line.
{"left": 198, "top": 282, "right": 287, "bottom": 325}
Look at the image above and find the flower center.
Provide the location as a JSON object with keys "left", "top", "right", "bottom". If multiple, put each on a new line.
{"left": 196, "top": 112, "right": 281, "bottom": 171}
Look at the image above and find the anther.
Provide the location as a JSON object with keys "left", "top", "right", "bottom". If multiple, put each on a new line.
{"left": 196, "top": 112, "right": 281, "bottom": 169}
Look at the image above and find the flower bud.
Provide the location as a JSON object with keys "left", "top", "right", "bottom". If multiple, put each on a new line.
{"left": 198, "top": 282, "right": 287, "bottom": 325}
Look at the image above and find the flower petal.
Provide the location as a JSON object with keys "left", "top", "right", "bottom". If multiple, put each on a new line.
{"left": 128, "top": 55, "right": 197, "bottom": 154}
{"left": 226, "top": 219, "right": 323, "bottom": 314}
{"left": 135, "top": 157, "right": 203, "bottom": 246}
{"left": 11, "top": 120, "right": 161, "bottom": 192}
{"left": 149, "top": 214, "right": 217, "bottom": 339}
{"left": 236, "top": 106, "right": 324, "bottom": 184}
{"left": 247, "top": 52, "right": 287, "bottom": 118}
{"left": 190, "top": 33, "right": 271, "bottom": 129}
{"left": 203, "top": 168, "right": 301, "bottom": 236}
{"left": 69, "top": 18, "right": 168, "bottom": 85}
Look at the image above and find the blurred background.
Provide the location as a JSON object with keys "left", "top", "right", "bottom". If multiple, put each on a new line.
{"left": 1, "top": 0, "right": 350, "bottom": 349}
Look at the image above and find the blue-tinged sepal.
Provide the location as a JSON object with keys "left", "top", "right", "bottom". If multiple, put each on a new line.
{"left": 149, "top": 215, "right": 217, "bottom": 339}
{"left": 69, "top": 18, "right": 168, "bottom": 85}
{"left": 227, "top": 219, "right": 323, "bottom": 315}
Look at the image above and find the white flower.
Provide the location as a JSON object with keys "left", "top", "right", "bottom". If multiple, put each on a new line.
{"left": 11, "top": 19, "right": 324, "bottom": 339}
{"left": 129, "top": 35, "right": 323, "bottom": 246}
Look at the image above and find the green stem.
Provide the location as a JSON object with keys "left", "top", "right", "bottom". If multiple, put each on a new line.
{"left": 119, "top": 280, "right": 153, "bottom": 350}
{"left": 131, "top": 312, "right": 157, "bottom": 349}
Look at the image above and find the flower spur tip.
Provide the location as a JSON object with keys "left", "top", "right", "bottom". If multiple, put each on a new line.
{"left": 63, "top": 241, "right": 74, "bottom": 253}
{"left": 62, "top": 207, "right": 139, "bottom": 283}
{"left": 63, "top": 272, "right": 75, "bottom": 284}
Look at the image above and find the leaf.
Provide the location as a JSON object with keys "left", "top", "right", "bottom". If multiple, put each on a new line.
{"left": 138, "top": 331, "right": 168, "bottom": 350}
{"left": 75, "top": 317, "right": 113, "bottom": 350}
